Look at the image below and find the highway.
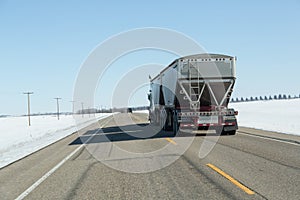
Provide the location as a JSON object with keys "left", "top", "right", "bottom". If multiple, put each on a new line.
{"left": 0, "top": 113, "right": 299, "bottom": 200}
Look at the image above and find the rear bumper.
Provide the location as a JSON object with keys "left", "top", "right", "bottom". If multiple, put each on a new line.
{"left": 180, "top": 122, "right": 237, "bottom": 128}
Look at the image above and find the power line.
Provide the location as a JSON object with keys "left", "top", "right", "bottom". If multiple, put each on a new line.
{"left": 54, "top": 97, "right": 62, "bottom": 120}
{"left": 23, "top": 92, "right": 33, "bottom": 126}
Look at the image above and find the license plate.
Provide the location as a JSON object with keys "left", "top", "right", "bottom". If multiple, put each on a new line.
{"left": 198, "top": 116, "right": 218, "bottom": 124}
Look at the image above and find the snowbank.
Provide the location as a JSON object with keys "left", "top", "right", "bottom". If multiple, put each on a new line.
{"left": 0, "top": 113, "right": 112, "bottom": 168}
{"left": 230, "top": 99, "right": 300, "bottom": 136}
{"left": 133, "top": 110, "right": 149, "bottom": 114}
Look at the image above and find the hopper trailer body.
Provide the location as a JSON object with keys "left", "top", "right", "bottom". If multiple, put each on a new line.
{"left": 148, "top": 53, "right": 238, "bottom": 135}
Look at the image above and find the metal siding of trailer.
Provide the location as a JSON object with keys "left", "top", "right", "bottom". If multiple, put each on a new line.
{"left": 161, "top": 63, "right": 178, "bottom": 107}
{"left": 151, "top": 54, "right": 236, "bottom": 81}
{"left": 152, "top": 77, "right": 161, "bottom": 105}
{"left": 150, "top": 54, "right": 236, "bottom": 109}
{"left": 216, "top": 61, "right": 233, "bottom": 77}
{"left": 188, "top": 61, "right": 234, "bottom": 78}
{"left": 232, "top": 59, "right": 236, "bottom": 77}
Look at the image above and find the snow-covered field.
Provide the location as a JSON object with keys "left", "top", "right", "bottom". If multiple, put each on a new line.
{"left": 230, "top": 99, "right": 300, "bottom": 136}
{"left": 0, "top": 113, "right": 112, "bottom": 168}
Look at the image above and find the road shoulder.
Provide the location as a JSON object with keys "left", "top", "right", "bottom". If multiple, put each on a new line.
{"left": 238, "top": 127, "right": 300, "bottom": 145}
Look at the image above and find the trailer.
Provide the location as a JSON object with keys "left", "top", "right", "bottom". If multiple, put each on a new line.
{"left": 148, "top": 53, "right": 238, "bottom": 135}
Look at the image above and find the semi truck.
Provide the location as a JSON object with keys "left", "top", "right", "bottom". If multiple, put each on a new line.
{"left": 148, "top": 53, "right": 238, "bottom": 135}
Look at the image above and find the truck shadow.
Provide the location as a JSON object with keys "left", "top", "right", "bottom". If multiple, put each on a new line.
{"left": 69, "top": 123, "right": 220, "bottom": 145}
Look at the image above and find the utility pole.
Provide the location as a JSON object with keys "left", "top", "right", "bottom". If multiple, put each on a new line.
{"left": 23, "top": 92, "right": 33, "bottom": 126}
{"left": 81, "top": 102, "right": 84, "bottom": 118}
{"left": 54, "top": 97, "right": 62, "bottom": 120}
{"left": 69, "top": 100, "right": 76, "bottom": 114}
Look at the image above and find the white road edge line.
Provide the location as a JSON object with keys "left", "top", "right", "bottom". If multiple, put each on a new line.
{"left": 238, "top": 132, "right": 300, "bottom": 146}
{"left": 15, "top": 117, "right": 112, "bottom": 200}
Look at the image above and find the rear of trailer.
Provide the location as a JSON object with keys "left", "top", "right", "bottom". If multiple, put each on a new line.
{"left": 148, "top": 53, "right": 238, "bottom": 135}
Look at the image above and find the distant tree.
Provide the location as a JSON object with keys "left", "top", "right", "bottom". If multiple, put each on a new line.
{"left": 245, "top": 98, "right": 249, "bottom": 101}
{"left": 288, "top": 95, "right": 291, "bottom": 99}
{"left": 278, "top": 94, "right": 282, "bottom": 99}
{"left": 269, "top": 95, "right": 272, "bottom": 100}
{"left": 236, "top": 97, "right": 239, "bottom": 102}
{"left": 283, "top": 94, "right": 287, "bottom": 99}
{"left": 250, "top": 97, "right": 254, "bottom": 101}
{"left": 260, "top": 96, "right": 263, "bottom": 100}
{"left": 241, "top": 97, "right": 244, "bottom": 102}
{"left": 264, "top": 96, "right": 268, "bottom": 100}
{"left": 255, "top": 97, "right": 258, "bottom": 101}
{"left": 231, "top": 98, "right": 235, "bottom": 102}
{"left": 274, "top": 95, "right": 277, "bottom": 100}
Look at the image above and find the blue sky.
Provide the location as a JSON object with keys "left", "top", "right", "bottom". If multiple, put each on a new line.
{"left": 0, "top": 0, "right": 299, "bottom": 115}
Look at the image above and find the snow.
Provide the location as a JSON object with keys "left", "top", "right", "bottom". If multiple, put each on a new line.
{"left": 0, "top": 113, "right": 112, "bottom": 168}
{"left": 1, "top": 99, "right": 299, "bottom": 168}
{"left": 230, "top": 99, "right": 300, "bottom": 136}
{"left": 133, "top": 110, "right": 149, "bottom": 114}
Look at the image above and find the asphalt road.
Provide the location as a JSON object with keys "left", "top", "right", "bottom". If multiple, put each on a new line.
{"left": 0, "top": 113, "right": 299, "bottom": 200}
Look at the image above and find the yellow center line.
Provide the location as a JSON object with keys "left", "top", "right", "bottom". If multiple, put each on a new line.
{"left": 165, "top": 138, "right": 177, "bottom": 145}
{"left": 206, "top": 163, "right": 255, "bottom": 195}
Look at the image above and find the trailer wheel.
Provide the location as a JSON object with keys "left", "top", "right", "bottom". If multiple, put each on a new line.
{"left": 216, "top": 126, "right": 236, "bottom": 135}
{"left": 226, "top": 130, "right": 236, "bottom": 135}
{"left": 162, "top": 109, "right": 173, "bottom": 131}
{"left": 221, "top": 129, "right": 236, "bottom": 135}
{"left": 172, "top": 111, "right": 179, "bottom": 136}
{"left": 215, "top": 126, "right": 228, "bottom": 136}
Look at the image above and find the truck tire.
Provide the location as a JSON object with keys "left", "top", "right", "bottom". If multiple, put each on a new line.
{"left": 163, "top": 109, "right": 173, "bottom": 131}
{"left": 226, "top": 130, "right": 236, "bottom": 135}
{"left": 223, "top": 125, "right": 237, "bottom": 135}
{"left": 215, "top": 126, "right": 235, "bottom": 136}
{"left": 217, "top": 126, "right": 236, "bottom": 135}
{"left": 172, "top": 111, "right": 179, "bottom": 136}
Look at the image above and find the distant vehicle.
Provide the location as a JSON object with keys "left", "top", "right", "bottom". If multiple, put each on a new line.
{"left": 148, "top": 54, "right": 238, "bottom": 135}
{"left": 127, "top": 108, "right": 133, "bottom": 113}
